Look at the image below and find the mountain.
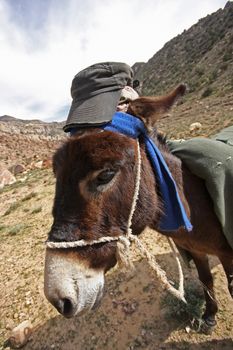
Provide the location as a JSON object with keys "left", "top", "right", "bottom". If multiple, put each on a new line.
{"left": 133, "top": 1, "right": 233, "bottom": 139}
{"left": 0, "top": 115, "right": 43, "bottom": 123}
{"left": 0, "top": 115, "right": 66, "bottom": 169}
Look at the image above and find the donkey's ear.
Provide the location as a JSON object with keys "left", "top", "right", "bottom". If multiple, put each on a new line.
{"left": 128, "top": 84, "right": 187, "bottom": 130}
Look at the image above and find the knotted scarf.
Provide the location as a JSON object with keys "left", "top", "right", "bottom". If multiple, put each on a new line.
{"left": 103, "top": 112, "right": 192, "bottom": 232}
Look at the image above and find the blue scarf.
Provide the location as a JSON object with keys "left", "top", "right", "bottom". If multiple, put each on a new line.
{"left": 103, "top": 112, "right": 192, "bottom": 232}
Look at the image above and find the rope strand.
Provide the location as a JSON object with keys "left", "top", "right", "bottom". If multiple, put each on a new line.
{"left": 46, "top": 236, "right": 119, "bottom": 249}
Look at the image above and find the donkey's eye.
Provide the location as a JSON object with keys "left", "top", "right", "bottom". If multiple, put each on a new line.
{"left": 96, "top": 169, "right": 115, "bottom": 185}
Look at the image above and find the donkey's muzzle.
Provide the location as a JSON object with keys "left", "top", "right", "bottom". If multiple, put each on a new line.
{"left": 44, "top": 249, "right": 105, "bottom": 318}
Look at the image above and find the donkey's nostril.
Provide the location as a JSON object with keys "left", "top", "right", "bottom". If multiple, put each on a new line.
{"left": 54, "top": 298, "right": 76, "bottom": 318}
{"left": 63, "top": 298, "right": 74, "bottom": 316}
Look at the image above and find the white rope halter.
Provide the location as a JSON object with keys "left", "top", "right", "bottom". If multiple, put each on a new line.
{"left": 46, "top": 139, "right": 186, "bottom": 303}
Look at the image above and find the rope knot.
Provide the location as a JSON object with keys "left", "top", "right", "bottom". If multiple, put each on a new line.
{"left": 116, "top": 236, "right": 134, "bottom": 269}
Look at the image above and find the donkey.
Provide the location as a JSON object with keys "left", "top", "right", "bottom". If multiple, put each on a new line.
{"left": 44, "top": 85, "right": 233, "bottom": 331}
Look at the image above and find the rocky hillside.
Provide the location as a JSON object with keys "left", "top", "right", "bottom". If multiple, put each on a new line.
{"left": 133, "top": 1, "right": 233, "bottom": 139}
{"left": 0, "top": 115, "right": 65, "bottom": 179}
{"left": 0, "top": 115, "right": 65, "bottom": 139}
{"left": 1, "top": 2, "right": 233, "bottom": 182}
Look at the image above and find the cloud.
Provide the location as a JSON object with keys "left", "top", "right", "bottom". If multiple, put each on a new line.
{"left": 0, "top": 0, "right": 227, "bottom": 121}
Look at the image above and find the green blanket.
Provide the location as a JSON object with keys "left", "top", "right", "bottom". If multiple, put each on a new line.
{"left": 167, "top": 126, "right": 233, "bottom": 250}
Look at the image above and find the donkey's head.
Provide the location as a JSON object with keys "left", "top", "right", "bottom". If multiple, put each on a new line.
{"left": 44, "top": 84, "right": 186, "bottom": 318}
{"left": 44, "top": 132, "right": 140, "bottom": 317}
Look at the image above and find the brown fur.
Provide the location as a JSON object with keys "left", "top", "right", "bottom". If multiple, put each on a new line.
{"left": 48, "top": 84, "right": 233, "bottom": 328}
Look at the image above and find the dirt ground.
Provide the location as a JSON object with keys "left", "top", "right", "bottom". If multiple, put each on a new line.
{"left": 0, "top": 168, "right": 233, "bottom": 350}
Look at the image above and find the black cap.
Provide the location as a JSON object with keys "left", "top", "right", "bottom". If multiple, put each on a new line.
{"left": 63, "top": 62, "right": 133, "bottom": 132}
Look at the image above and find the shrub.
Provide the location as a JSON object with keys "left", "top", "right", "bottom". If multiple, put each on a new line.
{"left": 0, "top": 224, "right": 6, "bottom": 231}
{"left": 208, "top": 70, "right": 218, "bottom": 83}
{"left": 223, "top": 51, "right": 232, "bottom": 62}
{"left": 220, "top": 63, "right": 228, "bottom": 71}
{"left": 4, "top": 202, "right": 21, "bottom": 215}
{"left": 31, "top": 206, "right": 42, "bottom": 214}
{"left": 161, "top": 283, "right": 204, "bottom": 326}
{"left": 22, "top": 192, "right": 37, "bottom": 201}
{"left": 201, "top": 86, "right": 213, "bottom": 98}
{"left": 8, "top": 223, "right": 25, "bottom": 235}
{"left": 195, "top": 67, "right": 204, "bottom": 77}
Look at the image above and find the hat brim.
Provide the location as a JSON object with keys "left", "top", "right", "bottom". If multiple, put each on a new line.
{"left": 63, "top": 90, "right": 122, "bottom": 132}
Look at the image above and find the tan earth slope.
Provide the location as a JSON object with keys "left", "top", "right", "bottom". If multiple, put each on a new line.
{"left": 0, "top": 169, "right": 233, "bottom": 349}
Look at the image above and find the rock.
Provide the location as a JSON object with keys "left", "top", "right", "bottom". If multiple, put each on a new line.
{"left": 0, "top": 164, "right": 16, "bottom": 189}
{"left": 8, "top": 320, "right": 32, "bottom": 349}
{"left": 8, "top": 164, "right": 26, "bottom": 175}
{"left": 189, "top": 122, "right": 202, "bottom": 132}
{"left": 42, "top": 158, "right": 52, "bottom": 168}
{"left": 34, "top": 160, "right": 43, "bottom": 169}
{"left": 19, "top": 176, "right": 27, "bottom": 183}
{"left": 5, "top": 321, "right": 14, "bottom": 330}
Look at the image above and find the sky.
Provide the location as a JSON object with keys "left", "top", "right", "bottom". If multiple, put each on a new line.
{"left": 0, "top": 0, "right": 228, "bottom": 122}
